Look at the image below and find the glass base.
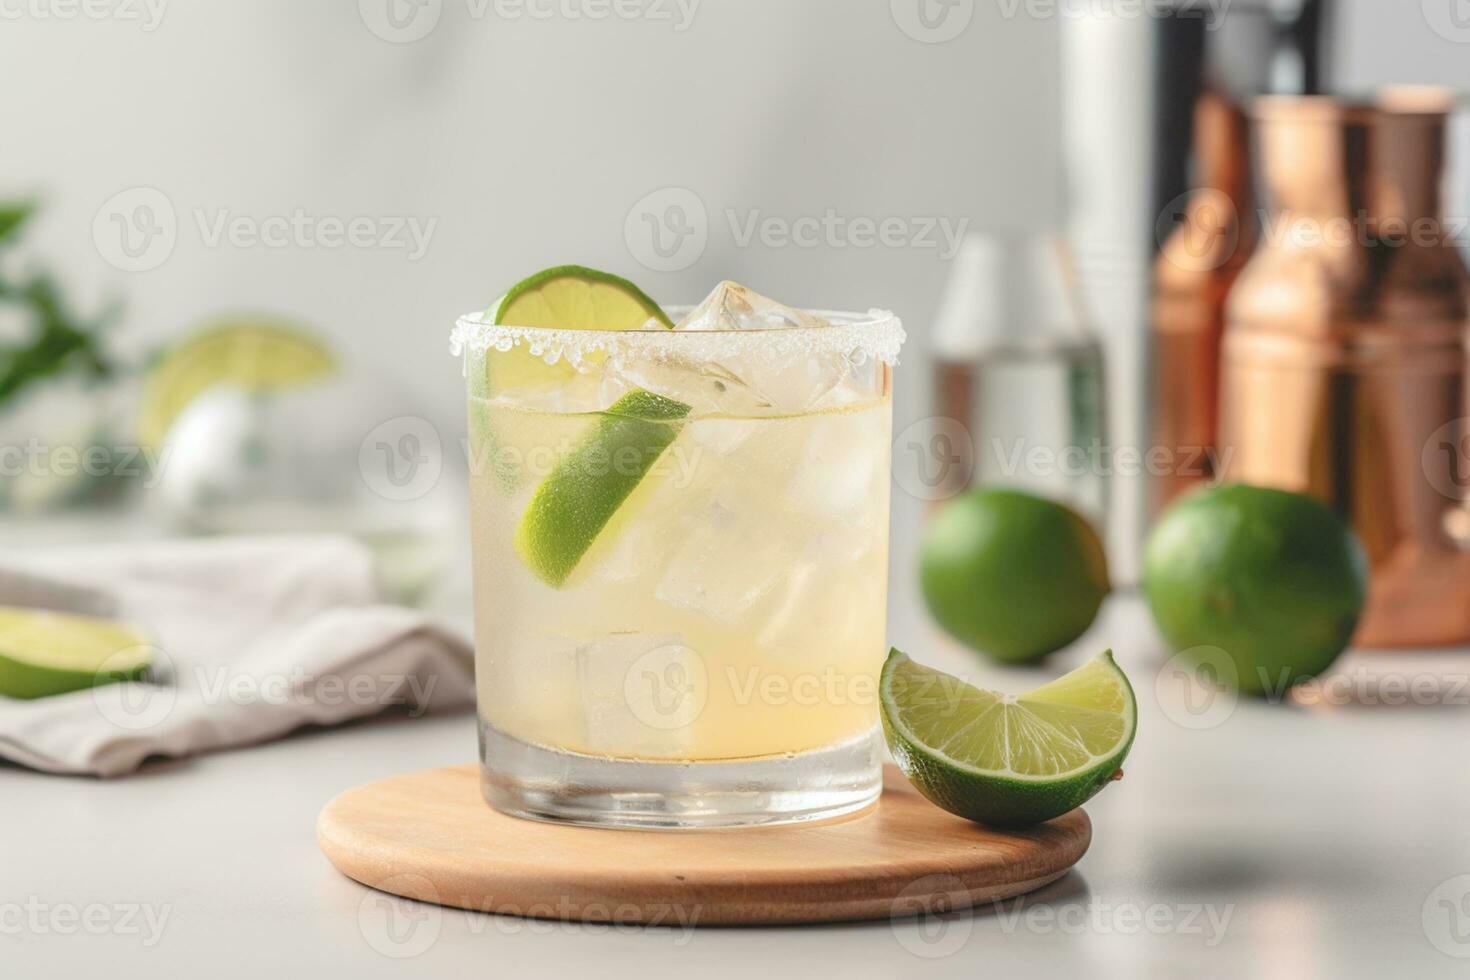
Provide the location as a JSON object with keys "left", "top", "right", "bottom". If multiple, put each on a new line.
{"left": 478, "top": 718, "right": 883, "bottom": 829}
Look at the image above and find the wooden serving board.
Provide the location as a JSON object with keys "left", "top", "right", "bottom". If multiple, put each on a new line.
{"left": 317, "top": 764, "right": 1090, "bottom": 926}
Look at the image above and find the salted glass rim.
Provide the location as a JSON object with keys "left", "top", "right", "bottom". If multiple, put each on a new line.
{"left": 449, "top": 305, "right": 906, "bottom": 367}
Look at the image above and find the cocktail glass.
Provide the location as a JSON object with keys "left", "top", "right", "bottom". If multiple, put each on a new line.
{"left": 453, "top": 290, "right": 904, "bottom": 828}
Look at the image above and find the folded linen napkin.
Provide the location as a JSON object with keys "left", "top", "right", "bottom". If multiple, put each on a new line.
{"left": 0, "top": 536, "right": 474, "bottom": 776}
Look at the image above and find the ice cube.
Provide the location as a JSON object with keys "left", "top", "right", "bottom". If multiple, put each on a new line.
{"left": 673, "top": 281, "right": 850, "bottom": 413}
{"left": 676, "top": 281, "right": 832, "bottom": 332}
{"left": 656, "top": 502, "right": 788, "bottom": 623}
{"left": 577, "top": 632, "right": 704, "bottom": 756}
{"left": 788, "top": 414, "right": 884, "bottom": 525}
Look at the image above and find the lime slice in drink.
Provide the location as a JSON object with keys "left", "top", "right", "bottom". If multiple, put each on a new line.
{"left": 138, "top": 316, "right": 336, "bottom": 448}
{"left": 0, "top": 607, "right": 154, "bottom": 700}
{"left": 881, "top": 649, "right": 1137, "bottom": 827}
{"left": 482, "top": 265, "right": 673, "bottom": 396}
{"left": 515, "top": 389, "right": 691, "bottom": 587}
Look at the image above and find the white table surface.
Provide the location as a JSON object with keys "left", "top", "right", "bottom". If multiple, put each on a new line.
{"left": 5, "top": 587, "right": 1470, "bottom": 979}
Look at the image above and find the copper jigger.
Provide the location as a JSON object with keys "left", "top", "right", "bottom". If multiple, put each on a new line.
{"left": 1218, "top": 89, "right": 1470, "bottom": 647}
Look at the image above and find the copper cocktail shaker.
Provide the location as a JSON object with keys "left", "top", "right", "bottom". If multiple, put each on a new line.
{"left": 1218, "top": 90, "right": 1470, "bottom": 647}
{"left": 1149, "top": 91, "right": 1256, "bottom": 516}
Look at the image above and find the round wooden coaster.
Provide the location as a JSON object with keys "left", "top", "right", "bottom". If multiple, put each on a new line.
{"left": 317, "top": 764, "right": 1090, "bottom": 926}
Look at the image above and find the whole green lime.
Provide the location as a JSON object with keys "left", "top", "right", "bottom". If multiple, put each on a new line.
{"left": 1144, "top": 483, "right": 1368, "bottom": 696}
{"left": 920, "top": 489, "right": 1109, "bottom": 664}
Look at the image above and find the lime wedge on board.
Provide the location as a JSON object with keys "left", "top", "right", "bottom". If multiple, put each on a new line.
{"left": 881, "top": 649, "right": 1137, "bottom": 827}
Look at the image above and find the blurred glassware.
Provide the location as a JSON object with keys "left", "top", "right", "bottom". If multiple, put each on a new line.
{"left": 152, "top": 371, "right": 456, "bottom": 606}
{"left": 933, "top": 234, "right": 1109, "bottom": 533}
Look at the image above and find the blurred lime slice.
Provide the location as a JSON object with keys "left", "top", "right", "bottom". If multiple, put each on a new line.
{"left": 138, "top": 316, "right": 336, "bottom": 448}
{"left": 514, "top": 389, "right": 690, "bottom": 587}
{"left": 480, "top": 265, "right": 672, "bottom": 396}
{"left": 0, "top": 606, "right": 153, "bottom": 700}
{"left": 881, "top": 649, "right": 1137, "bottom": 828}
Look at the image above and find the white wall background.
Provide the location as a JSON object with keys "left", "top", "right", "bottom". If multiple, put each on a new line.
{"left": 2, "top": 0, "right": 1463, "bottom": 425}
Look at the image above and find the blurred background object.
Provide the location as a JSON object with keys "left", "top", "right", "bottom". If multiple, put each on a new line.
{"left": 933, "top": 234, "right": 1109, "bottom": 531}
{"left": 1219, "top": 89, "right": 1470, "bottom": 647}
{"left": 1148, "top": 0, "right": 1335, "bottom": 519}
